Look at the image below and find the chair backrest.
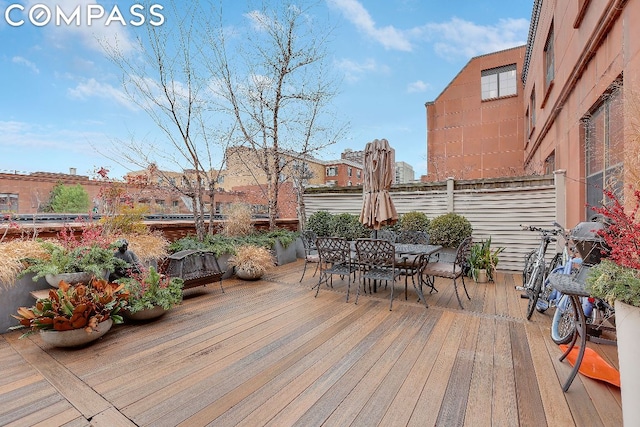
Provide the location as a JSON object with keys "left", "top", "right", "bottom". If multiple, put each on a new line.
{"left": 316, "top": 237, "right": 351, "bottom": 265}
{"left": 397, "top": 230, "right": 429, "bottom": 245}
{"left": 370, "top": 229, "right": 397, "bottom": 243}
{"left": 301, "top": 229, "right": 317, "bottom": 252}
{"left": 455, "top": 237, "right": 473, "bottom": 273}
{"left": 355, "top": 238, "right": 395, "bottom": 269}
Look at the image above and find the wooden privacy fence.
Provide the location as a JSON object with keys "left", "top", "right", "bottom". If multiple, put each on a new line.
{"left": 304, "top": 173, "right": 566, "bottom": 272}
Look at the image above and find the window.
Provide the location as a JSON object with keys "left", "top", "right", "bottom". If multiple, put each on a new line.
{"left": 529, "top": 88, "right": 536, "bottom": 133}
{"left": 172, "top": 200, "right": 179, "bottom": 208}
{"left": 356, "top": 170, "right": 361, "bottom": 178}
{"left": 0, "top": 193, "right": 18, "bottom": 212}
{"left": 217, "top": 175, "right": 224, "bottom": 184}
{"left": 481, "top": 64, "right": 517, "bottom": 100}
{"left": 156, "top": 199, "right": 165, "bottom": 206}
{"left": 544, "top": 23, "right": 555, "bottom": 90}
{"left": 544, "top": 152, "right": 555, "bottom": 174}
{"left": 326, "top": 166, "right": 338, "bottom": 177}
{"left": 348, "top": 167, "right": 352, "bottom": 177}
{"left": 585, "top": 82, "right": 624, "bottom": 215}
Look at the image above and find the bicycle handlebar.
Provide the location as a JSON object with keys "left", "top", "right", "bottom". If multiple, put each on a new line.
{"left": 519, "top": 223, "right": 564, "bottom": 235}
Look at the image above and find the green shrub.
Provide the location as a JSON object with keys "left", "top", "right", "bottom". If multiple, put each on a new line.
{"left": 307, "top": 211, "right": 333, "bottom": 237}
{"left": 168, "top": 229, "right": 299, "bottom": 257}
{"left": 330, "top": 213, "right": 368, "bottom": 241}
{"left": 428, "top": 213, "right": 473, "bottom": 248}
{"left": 399, "top": 211, "right": 430, "bottom": 232}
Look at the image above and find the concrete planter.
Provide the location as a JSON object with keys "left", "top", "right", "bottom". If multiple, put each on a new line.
{"left": 216, "top": 253, "right": 234, "bottom": 279}
{"left": 123, "top": 306, "right": 168, "bottom": 321}
{"left": 0, "top": 273, "right": 50, "bottom": 334}
{"left": 40, "top": 318, "right": 113, "bottom": 347}
{"left": 273, "top": 239, "right": 297, "bottom": 266}
{"left": 615, "top": 300, "right": 640, "bottom": 425}
{"left": 295, "top": 237, "right": 305, "bottom": 259}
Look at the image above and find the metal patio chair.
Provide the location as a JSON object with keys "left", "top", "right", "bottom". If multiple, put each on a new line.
{"left": 420, "top": 236, "right": 473, "bottom": 309}
{"left": 396, "top": 231, "right": 430, "bottom": 299}
{"left": 299, "top": 229, "right": 320, "bottom": 282}
{"left": 355, "top": 238, "right": 401, "bottom": 310}
{"left": 315, "top": 237, "right": 358, "bottom": 302}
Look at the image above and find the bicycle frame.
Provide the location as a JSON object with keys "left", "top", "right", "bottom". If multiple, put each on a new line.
{"left": 520, "top": 223, "right": 563, "bottom": 320}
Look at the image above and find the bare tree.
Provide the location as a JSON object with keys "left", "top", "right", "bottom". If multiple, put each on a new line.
{"left": 205, "top": 1, "right": 347, "bottom": 230}
{"left": 101, "top": 2, "right": 228, "bottom": 240}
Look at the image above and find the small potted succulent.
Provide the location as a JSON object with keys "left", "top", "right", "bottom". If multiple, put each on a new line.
{"left": 10, "top": 277, "right": 128, "bottom": 347}
{"left": 228, "top": 244, "right": 275, "bottom": 280}
{"left": 116, "top": 266, "right": 184, "bottom": 320}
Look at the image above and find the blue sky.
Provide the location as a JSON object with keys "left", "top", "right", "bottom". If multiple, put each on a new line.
{"left": 0, "top": 0, "right": 531, "bottom": 179}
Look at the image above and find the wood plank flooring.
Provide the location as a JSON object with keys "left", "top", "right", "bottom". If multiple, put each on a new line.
{"left": 0, "top": 260, "right": 621, "bottom": 426}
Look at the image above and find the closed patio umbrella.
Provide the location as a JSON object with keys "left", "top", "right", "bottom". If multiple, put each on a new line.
{"left": 359, "top": 138, "right": 398, "bottom": 231}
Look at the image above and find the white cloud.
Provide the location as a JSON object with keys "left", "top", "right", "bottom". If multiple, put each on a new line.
{"left": 68, "top": 78, "right": 137, "bottom": 111}
{"left": 22, "top": 0, "right": 137, "bottom": 54}
{"left": 326, "top": 0, "right": 412, "bottom": 51}
{"left": 327, "top": 0, "right": 528, "bottom": 60}
{"left": 418, "top": 17, "right": 529, "bottom": 59}
{"left": 407, "top": 80, "right": 430, "bottom": 93}
{"left": 12, "top": 56, "right": 39, "bottom": 74}
{"left": 334, "top": 58, "right": 389, "bottom": 82}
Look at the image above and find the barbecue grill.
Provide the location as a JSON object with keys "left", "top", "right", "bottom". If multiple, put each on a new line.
{"left": 570, "top": 221, "right": 608, "bottom": 266}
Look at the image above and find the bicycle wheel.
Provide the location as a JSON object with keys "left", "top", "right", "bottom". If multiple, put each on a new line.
{"left": 526, "top": 264, "right": 544, "bottom": 320}
{"left": 551, "top": 294, "right": 575, "bottom": 344}
{"left": 547, "top": 252, "right": 563, "bottom": 276}
{"left": 522, "top": 250, "right": 535, "bottom": 285}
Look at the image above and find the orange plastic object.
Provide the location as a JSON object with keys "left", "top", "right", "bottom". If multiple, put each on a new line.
{"left": 559, "top": 345, "right": 620, "bottom": 387}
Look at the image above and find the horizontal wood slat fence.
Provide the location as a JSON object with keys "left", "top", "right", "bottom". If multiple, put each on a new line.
{"left": 305, "top": 173, "right": 564, "bottom": 272}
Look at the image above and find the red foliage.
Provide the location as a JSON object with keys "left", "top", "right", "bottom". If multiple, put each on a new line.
{"left": 57, "top": 219, "right": 111, "bottom": 250}
{"left": 590, "top": 188, "right": 640, "bottom": 270}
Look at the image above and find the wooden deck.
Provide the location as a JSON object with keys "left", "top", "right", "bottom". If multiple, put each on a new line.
{"left": 1, "top": 260, "right": 621, "bottom": 426}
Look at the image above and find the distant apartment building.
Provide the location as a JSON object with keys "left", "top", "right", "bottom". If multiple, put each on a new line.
{"left": 395, "top": 161, "right": 415, "bottom": 184}
{"left": 127, "top": 146, "right": 364, "bottom": 218}
{"left": 0, "top": 171, "right": 103, "bottom": 214}
{"left": 424, "top": 45, "right": 527, "bottom": 182}
{"left": 323, "top": 159, "right": 364, "bottom": 187}
{"left": 341, "top": 148, "right": 365, "bottom": 164}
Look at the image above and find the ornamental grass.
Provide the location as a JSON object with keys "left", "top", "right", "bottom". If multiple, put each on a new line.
{"left": 0, "top": 240, "right": 50, "bottom": 289}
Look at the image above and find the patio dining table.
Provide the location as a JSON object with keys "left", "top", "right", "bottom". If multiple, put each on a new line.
{"left": 351, "top": 241, "right": 442, "bottom": 298}
{"left": 394, "top": 243, "right": 443, "bottom": 306}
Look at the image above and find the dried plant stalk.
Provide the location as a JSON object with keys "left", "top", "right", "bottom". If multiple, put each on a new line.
{"left": 107, "top": 232, "right": 169, "bottom": 263}
{"left": 0, "top": 240, "right": 50, "bottom": 289}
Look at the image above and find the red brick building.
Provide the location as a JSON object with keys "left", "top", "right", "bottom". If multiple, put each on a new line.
{"left": 323, "top": 159, "right": 364, "bottom": 187}
{"left": 522, "top": 0, "right": 640, "bottom": 226}
{"left": 425, "top": 0, "right": 640, "bottom": 226}
{"left": 424, "top": 45, "right": 527, "bottom": 181}
{"left": 0, "top": 171, "right": 102, "bottom": 214}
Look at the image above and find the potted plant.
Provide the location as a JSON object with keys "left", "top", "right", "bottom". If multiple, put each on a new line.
{"left": 228, "top": 244, "right": 275, "bottom": 280}
{"left": 116, "top": 266, "right": 184, "bottom": 320}
{"left": 10, "top": 277, "right": 128, "bottom": 347}
{"left": 468, "top": 237, "right": 504, "bottom": 282}
{"left": 586, "top": 188, "right": 640, "bottom": 424}
{"left": 20, "top": 241, "right": 127, "bottom": 287}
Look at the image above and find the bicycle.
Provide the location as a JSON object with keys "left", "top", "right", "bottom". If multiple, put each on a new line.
{"left": 551, "top": 286, "right": 616, "bottom": 344}
{"left": 517, "top": 223, "right": 564, "bottom": 320}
